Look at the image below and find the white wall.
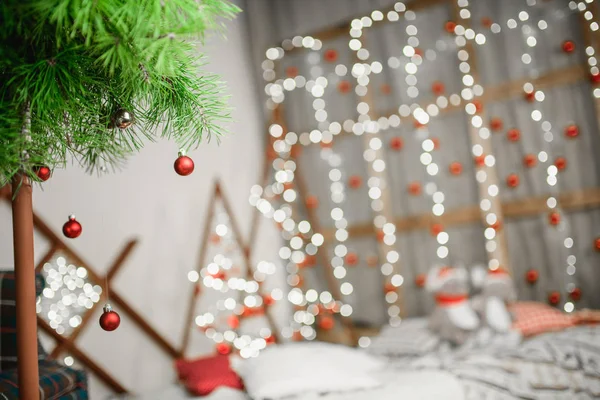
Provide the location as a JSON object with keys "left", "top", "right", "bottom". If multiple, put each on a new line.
{"left": 0, "top": 7, "right": 280, "bottom": 398}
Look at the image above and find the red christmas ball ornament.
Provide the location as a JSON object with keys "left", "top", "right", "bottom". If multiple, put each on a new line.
{"left": 338, "top": 80, "right": 351, "bottom": 94}
{"left": 35, "top": 166, "right": 51, "bottom": 181}
{"left": 324, "top": 49, "right": 338, "bottom": 63}
{"left": 62, "top": 215, "right": 82, "bottom": 239}
{"left": 523, "top": 153, "right": 537, "bottom": 168}
{"left": 506, "top": 173, "right": 520, "bottom": 188}
{"left": 345, "top": 252, "right": 358, "bottom": 266}
{"left": 216, "top": 343, "right": 231, "bottom": 355}
{"left": 564, "top": 124, "right": 579, "bottom": 138}
{"left": 591, "top": 72, "right": 600, "bottom": 84}
{"left": 474, "top": 155, "right": 486, "bottom": 167}
{"left": 408, "top": 181, "right": 421, "bottom": 196}
{"left": 305, "top": 195, "right": 319, "bottom": 209}
{"left": 227, "top": 315, "right": 240, "bottom": 329}
{"left": 561, "top": 40, "right": 575, "bottom": 54}
{"left": 348, "top": 175, "right": 362, "bottom": 189}
{"left": 525, "top": 269, "right": 539, "bottom": 285}
{"left": 265, "top": 335, "right": 276, "bottom": 345}
{"left": 415, "top": 274, "right": 426, "bottom": 288}
{"left": 554, "top": 157, "right": 567, "bottom": 171}
{"left": 318, "top": 315, "right": 335, "bottom": 331}
{"left": 285, "top": 66, "right": 298, "bottom": 78}
{"left": 99, "top": 304, "right": 120, "bottom": 331}
{"left": 389, "top": 136, "right": 403, "bottom": 151}
{"left": 507, "top": 128, "right": 521, "bottom": 142}
{"left": 595, "top": 237, "right": 600, "bottom": 251}
{"left": 431, "top": 81, "right": 445, "bottom": 95}
{"left": 524, "top": 90, "right": 536, "bottom": 102}
{"left": 569, "top": 287, "right": 582, "bottom": 302}
{"left": 430, "top": 223, "right": 444, "bottom": 237}
{"left": 548, "top": 291, "right": 561, "bottom": 306}
{"left": 449, "top": 161, "right": 463, "bottom": 176}
{"left": 174, "top": 152, "right": 194, "bottom": 176}
{"left": 444, "top": 21, "right": 457, "bottom": 34}
{"left": 490, "top": 117, "right": 503, "bottom": 131}
{"left": 481, "top": 17, "right": 493, "bottom": 28}
{"left": 549, "top": 212, "right": 561, "bottom": 226}
{"left": 380, "top": 84, "right": 392, "bottom": 95}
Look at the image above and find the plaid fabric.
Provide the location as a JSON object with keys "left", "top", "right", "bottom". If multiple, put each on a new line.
{"left": 0, "top": 272, "right": 46, "bottom": 371}
{"left": 509, "top": 301, "right": 576, "bottom": 337}
{"left": 0, "top": 359, "right": 88, "bottom": 399}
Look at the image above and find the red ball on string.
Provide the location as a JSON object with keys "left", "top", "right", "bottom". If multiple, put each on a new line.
{"left": 389, "top": 136, "right": 403, "bottom": 151}
{"left": 415, "top": 274, "right": 427, "bottom": 288}
{"left": 444, "top": 21, "right": 457, "bottom": 34}
{"left": 524, "top": 90, "right": 536, "bottom": 102}
{"left": 554, "top": 157, "right": 567, "bottom": 171}
{"left": 338, "top": 80, "right": 351, "bottom": 94}
{"left": 265, "top": 335, "right": 276, "bottom": 345}
{"left": 345, "top": 252, "right": 359, "bottom": 266}
{"left": 348, "top": 175, "right": 362, "bottom": 189}
{"left": 506, "top": 173, "right": 520, "bottom": 188}
{"left": 561, "top": 40, "right": 575, "bottom": 54}
{"left": 449, "top": 161, "right": 463, "bottom": 176}
{"left": 407, "top": 181, "right": 422, "bottom": 196}
{"left": 591, "top": 72, "right": 600, "bottom": 84}
{"left": 549, "top": 212, "right": 561, "bottom": 226}
{"left": 99, "top": 304, "right": 120, "bottom": 331}
{"left": 569, "top": 287, "right": 582, "bottom": 302}
{"left": 35, "top": 166, "right": 51, "bottom": 182}
{"left": 174, "top": 153, "right": 194, "bottom": 176}
{"left": 430, "top": 223, "right": 444, "bottom": 237}
{"left": 324, "top": 49, "right": 338, "bottom": 63}
{"left": 507, "top": 128, "right": 521, "bottom": 142}
{"left": 490, "top": 117, "right": 503, "bottom": 131}
{"left": 474, "top": 155, "right": 486, "bottom": 167}
{"left": 525, "top": 269, "right": 539, "bottom": 285}
{"left": 523, "top": 153, "right": 537, "bottom": 168}
{"left": 62, "top": 215, "right": 82, "bottom": 239}
{"left": 564, "top": 124, "right": 579, "bottom": 138}
{"left": 305, "top": 195, "right": 319, "bottom": 209}
{"left": 548, "top": 291, "right": 561, "bottom": 306}
{"left": 216, "top": 343, "right": 231, "bottom": 355}
{"left": 431, "top": 81, "right": 445, "bottom": 95}
{"left": 318, "top": 315, "right": 335, "bottom": 331}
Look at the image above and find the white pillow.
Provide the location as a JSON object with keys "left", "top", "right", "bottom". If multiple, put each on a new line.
{"left": 231, "top": 342, "right": 383, "bottom": 399}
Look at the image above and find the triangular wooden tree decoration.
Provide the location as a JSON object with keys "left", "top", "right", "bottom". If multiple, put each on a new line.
{"left": 180, "top": 180, "right": 279, "bottom": 358}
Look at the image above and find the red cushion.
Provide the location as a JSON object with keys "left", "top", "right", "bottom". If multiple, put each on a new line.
{"left": 509, "top": 301, "right": 575, "bottom": 337}
{"left": 175, "top": 354, "right": 243, "bottom": 396}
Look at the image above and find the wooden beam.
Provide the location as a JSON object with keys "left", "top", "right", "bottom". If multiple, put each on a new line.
{"left": 38, "top": 318, "right": 129, "bottom": 394}
{"left": 106, "top": 239, "right": 138, "bottom": 282}
{"left": 35, "top": 244, "right": 58, "bottom": 273}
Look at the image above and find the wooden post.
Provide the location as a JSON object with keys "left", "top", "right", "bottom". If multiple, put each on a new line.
{"left": 12, "top": 175, "right": 40, "bottom": 400}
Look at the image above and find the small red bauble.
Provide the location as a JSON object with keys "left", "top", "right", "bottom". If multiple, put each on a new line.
{"left": 62, "top": 215, "right": 82, "bottom": 239}
{"left": 318, "top": 315, "right": 335, "bottom": 330}
{"left": 591, "top": 72, "right": 600, "bottom": 84}
{"left": 523, "top": 153, "right": 537, "bottom": 168}
{"left": 548, "top": 291, "right": 561, "bottom": 306}
{"left": 569, "top": 287, "right": 582, "bottom": 302}
{"left": 525, "top": 269, "right": 539, "bottom": 285}
{"left": 35, "top": 166, "right": 51, "bottom": 181}
{"left": 431, "top": 81, "right": 445, "bottom": 95}
{"left": 348, "top": 175, "right": 362, "bottom": 189}
{"left": 430, "top": 223, "right": 444, "bottom": 237}
{"left": 227, "top": 315, "right": 240, "bottom": 329}
{"left": 554, "top": 157, "right": 567, "bottom": 171}
{"left": 305, "top": 195, "right": 319, "bottom": 209}
{"left": 481, "top": 17, "right": 493, "bottom": 28}
{"left": 380, "top": 84, "right": 392, "bottom": 95}
{"left": 408, "top": 181, "right": 421, "bottom": 196}
{"left": 415, "top": 274, "right": 426, "bottom": 288}
{"left": 506, "top": 173, "right": 520, "bottom": 188}
{"left": 524, "top": 91, "right": 536, "bottom": 102}
{"left": 265, "top": 335, "right": 276, "bottom": 345}
{"left": 99, "top": 304, "right": 121, "bottom": 331}
{"left": 216, "top": 343, "right": 231, "bottom": 355}
{"left": 345, "top": 252, "right": 358, "bottom": 266}
{"left": 562, "top": 40, "right": 575, "bottom": 54}
{"left": 444, "top": 21, "right": 457, "bottom": 33}
{"left": 595, "top": 237, "right": 600, "bottom": 251}
{"left": 338, "top": 80, "right": 351, "bottom": 94}
{"left": 507, "top": 128, "right": 521, "bottom": 142}
{"left": 490, "top": 117, "right": 503, "bottom": 131}
{"left": 324, "top": 49, "right": 338, "bottom": 63}
{"left": 449, "top": 161, "right": 463, "bottom": 176}
{"left": 549, "top": 212, "right": 561, "bottom": 226}
{"left": 174, "top": 154, "right": 194, "bottom": 176}
{"left": 389, "top": 136, "right": 403, "bottom": 151}
{"left": 285, "top": 66, "right": 298, "bottom": 78}
{"left": 565, "top": 124, "right": 579, "bottom": 138}
{"left": 474, "top": 155, "right": 486, "bottom": 167}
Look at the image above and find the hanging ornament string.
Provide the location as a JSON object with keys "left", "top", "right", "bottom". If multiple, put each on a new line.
{"left": 99, "top": 214, "right": 121, "bottom": 331}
